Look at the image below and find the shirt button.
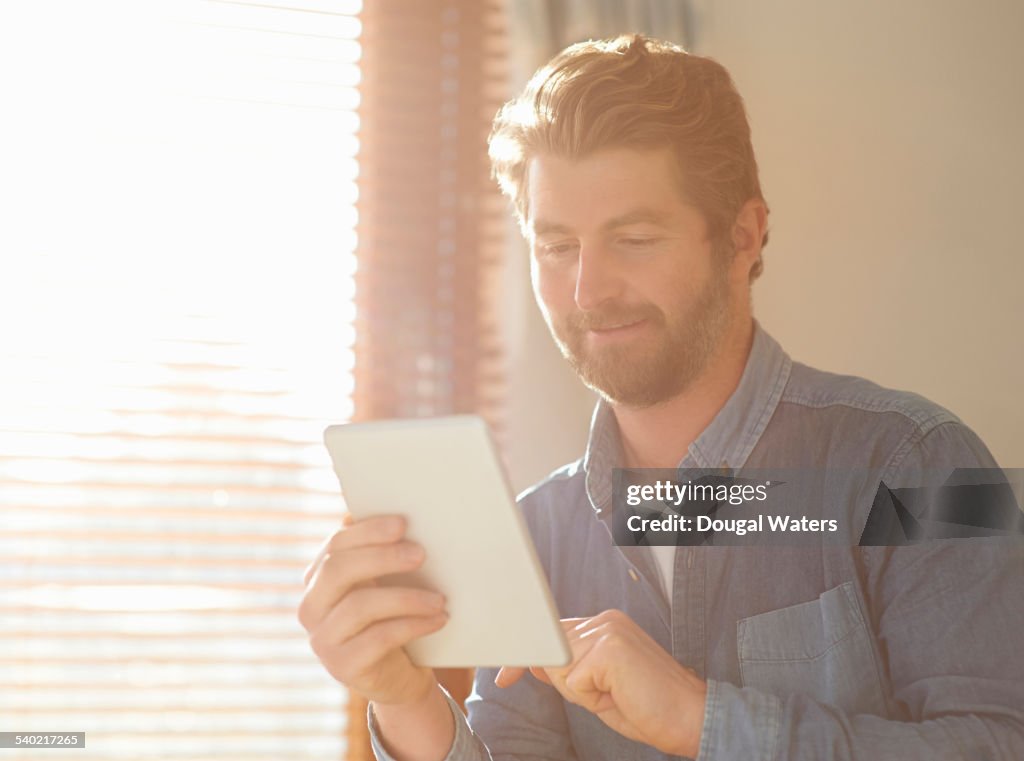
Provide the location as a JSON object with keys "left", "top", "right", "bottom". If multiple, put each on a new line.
{"left": 628, "top": 568, "right": 640, "bottom": 582}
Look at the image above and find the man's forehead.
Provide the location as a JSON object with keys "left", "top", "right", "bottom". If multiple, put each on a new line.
{"left": 527, "top": 148, "right": 677, "bottom": 188}
{"left": 530, "top": 206, "right": 674, "bottom": 237}
{"left": 524, "top": 148, "right": 688, "bottom": 233}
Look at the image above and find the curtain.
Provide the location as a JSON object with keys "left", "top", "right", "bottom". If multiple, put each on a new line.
{"left": 509, "top": 0, "right": 693, "bottom": 75}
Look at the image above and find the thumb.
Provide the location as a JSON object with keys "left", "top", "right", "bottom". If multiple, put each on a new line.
{"left": 494, "top": 667, "right": 526, "bottom": 688}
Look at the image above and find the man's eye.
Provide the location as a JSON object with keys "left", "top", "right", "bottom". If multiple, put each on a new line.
{"left": 620, "top": 238, "right": 659, "bottom": 249}
{"left": 540, "top": 242, "right": 578, "bottom": 257}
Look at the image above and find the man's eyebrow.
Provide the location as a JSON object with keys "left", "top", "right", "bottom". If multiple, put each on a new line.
{"left": 531, "top": 219, "right": 572, "bottom": 238}
{"left": 530, "top": 207, "right": 672, "bottom": 238}
{"left": 601, "top": 208, "right": 672, "bottom": 230}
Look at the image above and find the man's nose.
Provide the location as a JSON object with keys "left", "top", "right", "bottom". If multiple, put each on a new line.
{"left": 574, "top": 245, "right": 624, "bottom": 311}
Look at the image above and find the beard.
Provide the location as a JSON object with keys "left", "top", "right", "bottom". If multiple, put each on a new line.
{"left": 546, "top": 256, "right": 733, "bottom": 408}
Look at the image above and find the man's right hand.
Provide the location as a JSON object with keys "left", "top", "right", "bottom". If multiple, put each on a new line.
{"left": 297, "top": 513, "right": 449, "bottom": 705}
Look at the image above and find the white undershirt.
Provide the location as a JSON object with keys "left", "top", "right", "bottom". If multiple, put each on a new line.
{"left": 648, "top": 543, "right": 677, "bottom": 601}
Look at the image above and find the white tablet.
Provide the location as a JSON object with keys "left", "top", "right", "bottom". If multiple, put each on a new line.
{"left": 323, "top": 415, "right": 571, "bottom": 668}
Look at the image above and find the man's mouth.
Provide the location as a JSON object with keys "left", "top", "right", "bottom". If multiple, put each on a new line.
{"left": 587, "top": 319, "right": 648, "bottom": 336}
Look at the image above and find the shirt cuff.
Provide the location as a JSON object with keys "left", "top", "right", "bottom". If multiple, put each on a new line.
{"left": 367, "top": 688, "right": 483, "bottom": 761}
{"left": 696, "top": 679, "right": 783, "bottom": 761}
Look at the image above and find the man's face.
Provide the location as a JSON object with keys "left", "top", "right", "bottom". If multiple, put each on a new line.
{"left": 526, "top": 147, "right": 736, "bottom": 408}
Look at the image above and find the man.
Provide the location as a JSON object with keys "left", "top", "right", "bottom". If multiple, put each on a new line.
{"left": 299, "top": 35, "right": 1024, "bottom": 760}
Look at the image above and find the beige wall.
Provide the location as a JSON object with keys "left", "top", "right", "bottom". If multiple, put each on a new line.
{"left": 501, "top": 0, "right": 1024, "bottom": 492}
{"left": 499, "top": 223, "right": 597, "bottom": 494}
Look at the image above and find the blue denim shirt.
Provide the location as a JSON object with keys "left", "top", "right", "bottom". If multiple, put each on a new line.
{"left": 370, "top": 322, "right": 1024, "bottom": 760}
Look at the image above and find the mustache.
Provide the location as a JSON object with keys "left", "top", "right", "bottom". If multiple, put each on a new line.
{"left": 566, "top": 302, "right": 663, "bottom": 332}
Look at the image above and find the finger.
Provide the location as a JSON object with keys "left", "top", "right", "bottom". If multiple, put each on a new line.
{"left": 564, "top": 647, "right": 609, "bottom": 705}
{"left": 298, "top": 541, "right": 425, "bottom": 631}
{"left": 334, "top": 612, "right": 449, "bottom": 679}
{"left": 303, "top": 515, "right": 406, "bottom": 587}
{"left": 303, "top": 515, "right": 407, "bottom": 586}
{"left": 312, "top": 586, "right": 446, "bottom": 646}
{"left": 562, "top": 612, "right": 632, "bottom": 658}
{"left": 544, "top": 620, "right": 614, "bottom": 701}
{"left": 529, "top": 666, "right": 553, "bottom": 685}
{"left": 494, "top": 664, "right": 557, "bottom": 688}
{"left": 539, "top": 644, "right": 613, "bottom": 717}
{"left": 556, "top": 618, "right": 604, "bottom": 662}
{"left": 567, "top": 621, "right": 622, "bottom": 677}
{"left": 560, "top": 617, "right": 589, "bottom": 632}
{"left": 305, "top": 514, "right": 407, "bottom": 579}
{"left": 494, "top": 666, "right": 525, "bottom": 688}
{"left": 500, "top": 617, "right": 611, "bottom": 698}
{"left": 561, "top": 610, "right": 632, "bottom": 635}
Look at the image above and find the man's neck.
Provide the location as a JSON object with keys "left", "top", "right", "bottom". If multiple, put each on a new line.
{"left": 614, "top": 318, "right": 755, "bottom": 470}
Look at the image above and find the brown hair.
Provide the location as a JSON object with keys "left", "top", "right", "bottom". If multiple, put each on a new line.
{"left": 488, "top": 34, "right": 769, "bottom": 280}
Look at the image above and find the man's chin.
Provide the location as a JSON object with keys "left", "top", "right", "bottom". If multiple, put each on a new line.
{"left": 570, "top": 356, "right": 678, "bottom": 408}
{"left": 555, "top": 330, "right": 684, "bottom": 404}
{"left": 575, "top": 338, "right": 662, "bottom": 373}
{"left": 582, "top": 374, "right": 680, "bottom": 408}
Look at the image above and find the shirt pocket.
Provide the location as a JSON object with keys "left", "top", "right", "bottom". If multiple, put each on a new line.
{"left": 737, "top": 581, "right": 887, "bottom": 715}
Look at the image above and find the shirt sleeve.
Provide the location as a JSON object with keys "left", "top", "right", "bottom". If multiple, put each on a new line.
{"left": 367, "top": 686, "right": 490, "bottom": 761}
{"left": 697, "top": 420, "right": 1024, "bottom": 761}
{"left": 464, "top": 667, "right": 580, "bottom": 760}
{"left": 367, "top": 671, "right": 580, "bottom": 761}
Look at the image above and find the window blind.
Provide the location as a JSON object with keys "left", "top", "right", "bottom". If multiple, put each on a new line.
{"left": 349, "top": 2, "right": 509, "bottom": 756}
{"left": 354, "top": 0, "right": 509, "bottom": 426}
{"left": 0, "top": 1, "right": 361, "bottom": 759}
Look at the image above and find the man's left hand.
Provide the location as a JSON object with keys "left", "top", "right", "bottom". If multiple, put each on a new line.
{"left": 495, "top": 609, "right": 706, "bottom": 757}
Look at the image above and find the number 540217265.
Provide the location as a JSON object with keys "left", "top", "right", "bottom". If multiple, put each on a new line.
{"left": 0, "top": 733, "right": 84, "bottom": 748}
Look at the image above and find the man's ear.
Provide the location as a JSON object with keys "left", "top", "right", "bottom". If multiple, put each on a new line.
{"left": 730, "top": 199, "right": 768, "bottom": 281}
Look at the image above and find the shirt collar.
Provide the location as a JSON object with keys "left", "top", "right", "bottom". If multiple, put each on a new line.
{"left": 582, "top": 320, "right": 792, "bottom": 516}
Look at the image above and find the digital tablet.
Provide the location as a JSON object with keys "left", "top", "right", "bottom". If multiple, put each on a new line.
{"left": 323, "top": 416, "right": 571, "bottom": 668}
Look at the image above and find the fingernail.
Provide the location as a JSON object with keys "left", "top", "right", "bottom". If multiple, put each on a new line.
{"left": 402, "top": 543, "right": 424, "bottom": 563}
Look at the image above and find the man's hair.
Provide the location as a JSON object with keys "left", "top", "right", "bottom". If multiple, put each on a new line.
{"left": 488, "top": 34, "right": 769, "bottom": 281}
